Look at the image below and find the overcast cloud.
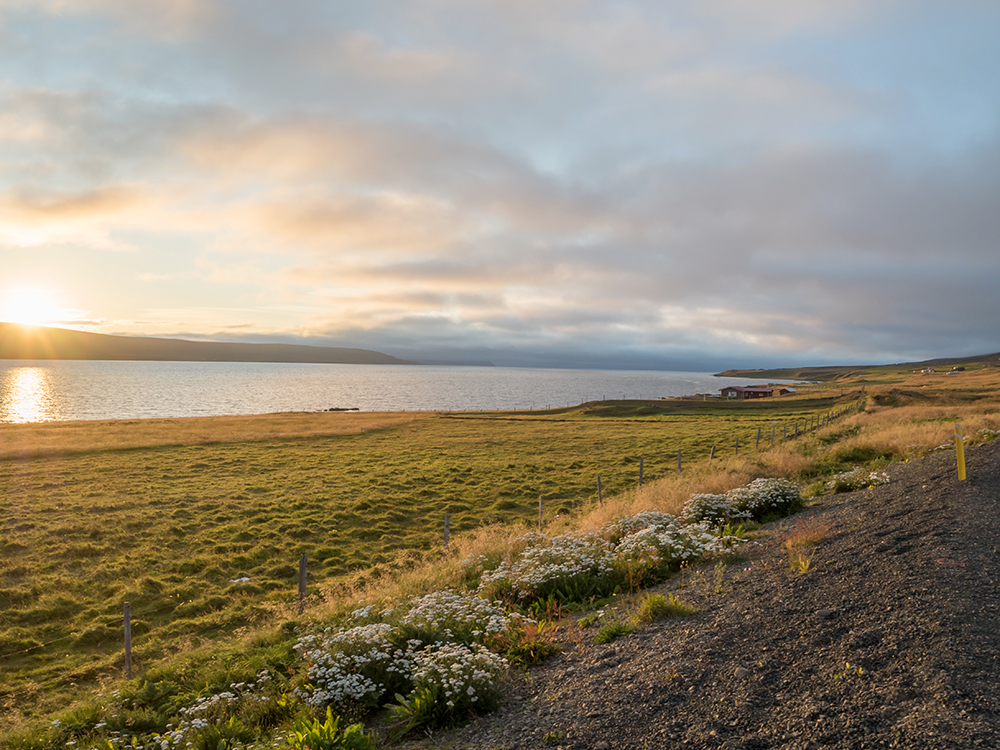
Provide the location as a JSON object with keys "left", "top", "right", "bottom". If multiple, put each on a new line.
{"left": 1, "top": 0, "right": 998, "bottom": 368}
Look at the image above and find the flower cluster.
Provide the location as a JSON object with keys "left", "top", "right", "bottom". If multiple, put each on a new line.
{"left": 293, "top": 600, "right": 516, "bottom": 716}
{"left": 682, "top": 494, "right": 751, "bottom": 526}
{"left": 476, "top": 532, "right": 615, "bottom": 602}
{"left": 400, "top": 591, "right": 518, "bottom": 643}
{"left": 724, "top": 478, "right": 801, "bottom": 520}
{"left": 826, "top": 466, "right": 891, "bottom": 493}
{"left": 407, "top": 642, "right": 507, "bottom": 711}
{"left": 615, "top": 520, "right": 723, "bottom": 568}
{"left": 294, "top": 624, "right": 415, "bottom": 708}
{"left": 603, "top": 510, "right": 680, "bottom": 542}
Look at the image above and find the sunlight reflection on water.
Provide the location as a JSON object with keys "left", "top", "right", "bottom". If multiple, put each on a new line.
{"left": 0, "top": 360, "right": 777, "bottom": 423}
{"left": 0, "top": 366, "right": 58, "bottom": 423}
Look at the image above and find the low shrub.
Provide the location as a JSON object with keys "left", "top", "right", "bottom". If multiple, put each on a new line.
{"left": 825, "top": 467, "right": 890, "bottom": 493}
{"left": 155, "top": 670, "right": 289, "bottom": 750}
{"left": 476, "top": 532, "right": 618, "bottom": 605}
{"left": 725, "top": 478, "right": 802, "bottom": 520}
{"left": 682, "top": 494, "right": 750, "bottom": 526}
{"left": 593, "top": 622, "right": 633, "bottom": 644}
{"left": 506, "top": 638, "right": 561, "bottom": 668}
{"left": 603, "top": 511, "right": 680, "bottom": 543}
{"left": 389, "top": 642, "right": 506, "bottom": 734}
{"left": 399, "top": 590, "right": 520, "bottom": 646}
{"left": 631, "top": 593, "right": 697, "bottom": 624}
{"left": 613, "top": 520, "right": 723, "bottom": 585}
{"left": 293, "top": 624, "right": 412, "bottom": 708}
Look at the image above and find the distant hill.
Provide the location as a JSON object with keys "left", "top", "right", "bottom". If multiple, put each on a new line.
{"left": 716, "top": 351, "right": 1000, "bottom": 381}
{"left": 0, "top": 323, "right": 418, "bottom": 365}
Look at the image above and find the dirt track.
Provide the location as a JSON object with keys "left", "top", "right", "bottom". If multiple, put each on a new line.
{"left": 425, "top": 439, "right": 1000, "bottom": 749}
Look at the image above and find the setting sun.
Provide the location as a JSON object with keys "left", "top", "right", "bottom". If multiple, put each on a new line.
{"left": 0, "top": 288, "right": 66, "bottom": 327}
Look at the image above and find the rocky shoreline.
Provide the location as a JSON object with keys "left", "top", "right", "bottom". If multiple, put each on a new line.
{"left": 407, "top": 439, "right": 1000, "bottom": 749}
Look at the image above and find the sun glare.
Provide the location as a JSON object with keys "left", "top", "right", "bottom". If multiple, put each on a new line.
{"left": 1, "top": 288, "right": 65, "bottom": 327}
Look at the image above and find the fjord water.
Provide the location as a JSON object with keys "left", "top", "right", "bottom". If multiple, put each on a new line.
{"left": 0, "top": 360, "right": 771, "bottom": 423}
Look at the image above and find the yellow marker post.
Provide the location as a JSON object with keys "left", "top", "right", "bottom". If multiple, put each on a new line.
{"left": 954, "top": 423, "right": 966, "bottom": 481}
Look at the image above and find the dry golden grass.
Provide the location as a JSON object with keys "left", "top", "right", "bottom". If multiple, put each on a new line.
{"left": 783, "top": 515, "right": 834, "bottom": 550}
{"left": 780, "top": 516, "right": 834, "bottom": 573}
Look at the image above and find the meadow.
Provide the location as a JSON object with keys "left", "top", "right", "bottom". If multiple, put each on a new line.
{"left": 1, "top": 362, "right": 999, "bottom": 747}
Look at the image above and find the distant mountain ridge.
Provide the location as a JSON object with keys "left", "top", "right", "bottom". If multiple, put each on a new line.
{"left": 0, "top": 323, "right": 417, "bottom": 365}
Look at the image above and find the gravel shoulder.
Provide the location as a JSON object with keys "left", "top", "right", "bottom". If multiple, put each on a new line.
{"left": 415, "top": 439, "right": 1000, "bottom": 750}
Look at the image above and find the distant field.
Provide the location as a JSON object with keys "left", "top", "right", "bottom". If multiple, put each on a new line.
{"left": 0, "top": 395, "right": 847, "bottom": 722}
{"left": 717, "top": 351, "right": 1000, "bottom": 382}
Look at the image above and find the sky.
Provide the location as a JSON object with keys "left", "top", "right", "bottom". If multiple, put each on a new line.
{"left": 1, "top": 0, "right": 999, "bottom": 370}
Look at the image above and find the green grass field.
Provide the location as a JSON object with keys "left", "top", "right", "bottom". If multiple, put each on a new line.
{"left": 0, "top": 394, "right": 851, "bottom": 726}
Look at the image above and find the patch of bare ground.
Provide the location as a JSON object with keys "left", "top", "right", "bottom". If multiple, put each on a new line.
{"left": 421, "top": 439, "right": 1000, "bottom": 750}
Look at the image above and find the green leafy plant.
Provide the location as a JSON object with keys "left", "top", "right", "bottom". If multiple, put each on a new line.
{"left": 576, "top": 611, "right": 602, "bottom": 629}
{"left": 593, "top": 622, "right": 633, "bottom": 644}
{"left": 788, "top": 550, "right": 812, "bottom": 573}
{"left": 542, "top": 730, "right": 565, "bottom": 745}
{"left": 389, "top": 685, "right": 444, "bottom": 739}
{"left": 718, "top": 521, "right": 748, "bottom": 539}
{"left": 288, "top": 706, "right": 376, "bottom": 750}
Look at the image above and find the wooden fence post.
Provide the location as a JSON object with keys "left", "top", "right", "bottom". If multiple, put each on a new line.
{"left": 771, "top": 425, "right": 775, "bottom": 445}
{"left": 124, "top": 602, "right": 132, "bottom": 680}
{"left": 597, "top": 474, "right": 603, "bottom": 504}
{"left": 298, "top": 554, "right": 307, "bottom": 614}
{"left": 756, "top": 427, "right": 761, "bottom": 451}
{"left": 955, "top": 423, "right": 967, "bottom": 481}
{"left": 708, "top": 445, "right": 716, "bottom": 468}
{"left": 677, "top": 449, "right": 682, "bottom": 475}
{"left": 735, "top": 436, "right": 739, "bottom": 456}
{"left": 638, "top": 457, "right": 643, "bottom": 487}
{"left": 443, "top": 513, "right": 451, "bottom": 551}
{"left": 538, "top": 496, "right": 544, "bottom": 531}
{"left": 782, "top": 424, "right": 786, "bottom": 441}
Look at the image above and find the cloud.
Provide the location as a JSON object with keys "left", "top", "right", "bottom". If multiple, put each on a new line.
{"left": 0, "top": 184, "right": 150, "bottom": 248}
{"left": 2, "top": 0, "right": 998, "bottom": 367}
{"left": 8, "top": 0, "right": 217, "bottom": 39}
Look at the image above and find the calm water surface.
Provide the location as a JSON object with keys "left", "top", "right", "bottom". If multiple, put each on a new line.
{"left": 0, "top": 361, "right": 774, "bottom": 423}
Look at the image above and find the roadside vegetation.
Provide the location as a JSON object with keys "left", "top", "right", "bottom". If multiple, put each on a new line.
{"left": 2, "top": 360, "right": 999, "bottom": 749}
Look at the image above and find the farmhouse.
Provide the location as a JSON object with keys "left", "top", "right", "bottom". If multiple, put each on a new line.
{"left": 720, "top": 385, "right": 794, "bottom": 400}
